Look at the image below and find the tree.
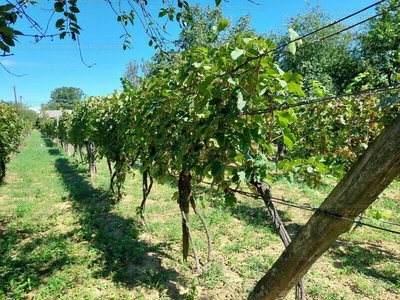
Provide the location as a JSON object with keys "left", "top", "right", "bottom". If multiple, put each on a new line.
{"left": 358, "top": 0, "right": 400, "bottom": 87}
{"left": 123, "top": 59, "right": 151, "bottom": 88}
{"left": 276, "top": 4, "right": 362, "bottom": 96}
{"left": 124, "top": 61, "right": 140, "bottom": 88}
{"left": 173, "top": 4, "right": 223, "bottom": 50}
{"left": 42, "top": 86, "right": 84, "bottom": 110}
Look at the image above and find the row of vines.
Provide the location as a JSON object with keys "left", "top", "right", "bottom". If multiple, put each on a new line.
{"left": 41, "top": 22, "right": 399, "bottom": 298}
{"left": 0, "top": 102, "right": 36, "bottom": 183}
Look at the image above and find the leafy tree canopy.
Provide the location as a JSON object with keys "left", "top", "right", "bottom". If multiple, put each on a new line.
{"left": 275, "top": 4, "right": 363, "bottom": 96}
{"left": 143, "top": 4, "right": 256, "bottom": 79}
{"left": 42, "top": 86, "right": 84, "bottom": 110}
{"left": 358, "top": 0, "right": 400, "bottom": 87}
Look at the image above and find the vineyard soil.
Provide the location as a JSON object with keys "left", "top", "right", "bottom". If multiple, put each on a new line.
{"left": 0, "top": 130, "right": 399, "bottom": 299}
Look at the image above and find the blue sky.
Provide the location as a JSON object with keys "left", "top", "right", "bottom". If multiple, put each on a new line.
{"left": 0, "top": 0, "right": 378, "bottom": 110}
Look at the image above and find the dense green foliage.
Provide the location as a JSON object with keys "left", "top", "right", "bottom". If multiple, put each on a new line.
{"left": 14, "top": 104, "right": 39, "bottom": 130}
{"left": 277, "top": 5, "right": 363, "bottom": 96}
{"left": 50, "top": 20, "right": 304, "bottom": 203}
{"left": 359, "top": 0, "right": 400, "bottom": 87}
{"left": 268, "top": 2, "right": 400, "bottom": 177}
{"left": 40, "top": 118, "right": 57, "bottom": 140}
{"left": 0, "top": 101, "right": 37, "bottom": 183}
{"left": 0, "top": 102, "right": 23, "bottom": 182}
{"left": 46, "top": 2, "right": 400, "bottom": 197}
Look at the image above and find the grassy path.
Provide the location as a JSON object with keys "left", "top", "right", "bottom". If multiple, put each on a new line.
{"left": 0, "top": 130, "right": 159, "bottom": 299}
{"left": 1, "top": 130, "right": 399, "bottom": 300}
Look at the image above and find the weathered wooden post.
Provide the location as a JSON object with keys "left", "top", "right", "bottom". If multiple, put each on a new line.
{"left": 86, "top": 141, "right": 97, "bottom": 178}
{"left": 249, "top": 115, "right": 400, "bottom": 299}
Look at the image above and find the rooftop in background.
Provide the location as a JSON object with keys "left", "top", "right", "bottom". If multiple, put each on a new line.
{"left": 40, "top": 110, "right": 72, "bottom": 120}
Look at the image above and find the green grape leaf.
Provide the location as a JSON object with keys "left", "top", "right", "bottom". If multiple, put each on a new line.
{"left": 54, "top": 2, "right": 65, "bottom": 12}
{"left": 287, "top": 42, "right": 296, "bottom": 55}
{"left": 231, "top": 48, "right": 245, "bottom": 60}
{"left": 211, "top": 160, "right": 224, "bottom": 177}
{"left": 237, "top": 91, "right": 246, "bottom": 111}
{"left": 217, "top": 19, "right": 229, "bottom": 32}
{"left": 224, "top": 193, "right": 237, "bottom": 206}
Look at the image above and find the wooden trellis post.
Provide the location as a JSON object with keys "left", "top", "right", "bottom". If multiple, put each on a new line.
{"left": 249, "top": 115, "right": 400, "bottom": 300}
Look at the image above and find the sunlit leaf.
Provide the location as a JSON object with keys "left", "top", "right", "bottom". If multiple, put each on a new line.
{"left": 237, "top": 91, "right": 246, "bottom": 111}
{"left": 231, "top": 48, "right": 245, "bottom": 60}
{"left": 287, "top": 42, "right": 296, "bottom": 55}
{"left": 287, "top": 82, "right": 305, "bottom": 96}
{"left": 217, "top": 19, "right": 229, "bottom": 32}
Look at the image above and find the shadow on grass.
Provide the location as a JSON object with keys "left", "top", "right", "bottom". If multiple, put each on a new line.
{"left": 330, "top": 240, "right": 400, "bottom": 286}
{"left": 0, "top": 230, "right": 73, "bottom": 298}
{"left": 54, "top": 157, "right": 183, "bottom": 297}
{"left": 40, "top": 135, "right": 61, "bottom": 156}
{"left": 48, "top": 148, "right": 61, "bottom": 156}
{"left": 41, "top": 134, "right": 56, "bottom": 148}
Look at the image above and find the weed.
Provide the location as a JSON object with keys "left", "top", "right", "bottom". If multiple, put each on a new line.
{"left": 198, "top": 263, "right": 226, "bottom": 289}
{"left": 307, "top": 279, "right": 347, "bottom": 300}
{"left": 182, "top": 278, "right": 198, "bottom": 300}
{"left": 15, "top": 201, "right": 34, "bottom": 217}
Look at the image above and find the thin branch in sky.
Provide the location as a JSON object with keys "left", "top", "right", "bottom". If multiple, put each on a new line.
{"left": 77, "top": 35, "right": 96, "bottom": 68}
{"left": 125, "top": 0, "right": 171, "bottom": 50}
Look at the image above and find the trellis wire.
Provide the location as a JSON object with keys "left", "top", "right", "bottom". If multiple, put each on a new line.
{"left": 229, "top": 188, "right": 400, "bottom": 235}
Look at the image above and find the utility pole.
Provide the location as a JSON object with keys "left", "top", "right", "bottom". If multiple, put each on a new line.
{"left": 13, "top": 86, "right": 17, "bottom": 105}
{"left": 13, "top": 86, "right": 18, "bottom": 112}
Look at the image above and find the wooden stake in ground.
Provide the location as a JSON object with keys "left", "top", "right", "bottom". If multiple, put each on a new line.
{"left": 178, "top": 170, "right": 201, "bottom": 272}
{"left": 251, "top": 181, "right": 305, "bottom": 300}
{"left": 86, "top": 141, "right": 97, "bottom": 178}
{"left": 177, "top": 170, "right": 213, "bottom": 271}
{"left": 248, "top": 115, "right": 400, "bottom": 300}
{"left": 190, "top": 195, "right": 213, "bottom": 262}
{"left": 140, "top": 169, "right": 153, "bottom": 226}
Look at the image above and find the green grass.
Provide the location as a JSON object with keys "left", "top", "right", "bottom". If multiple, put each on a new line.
{"left": 0, "top": 130, "right": 399, "bottom": 299}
